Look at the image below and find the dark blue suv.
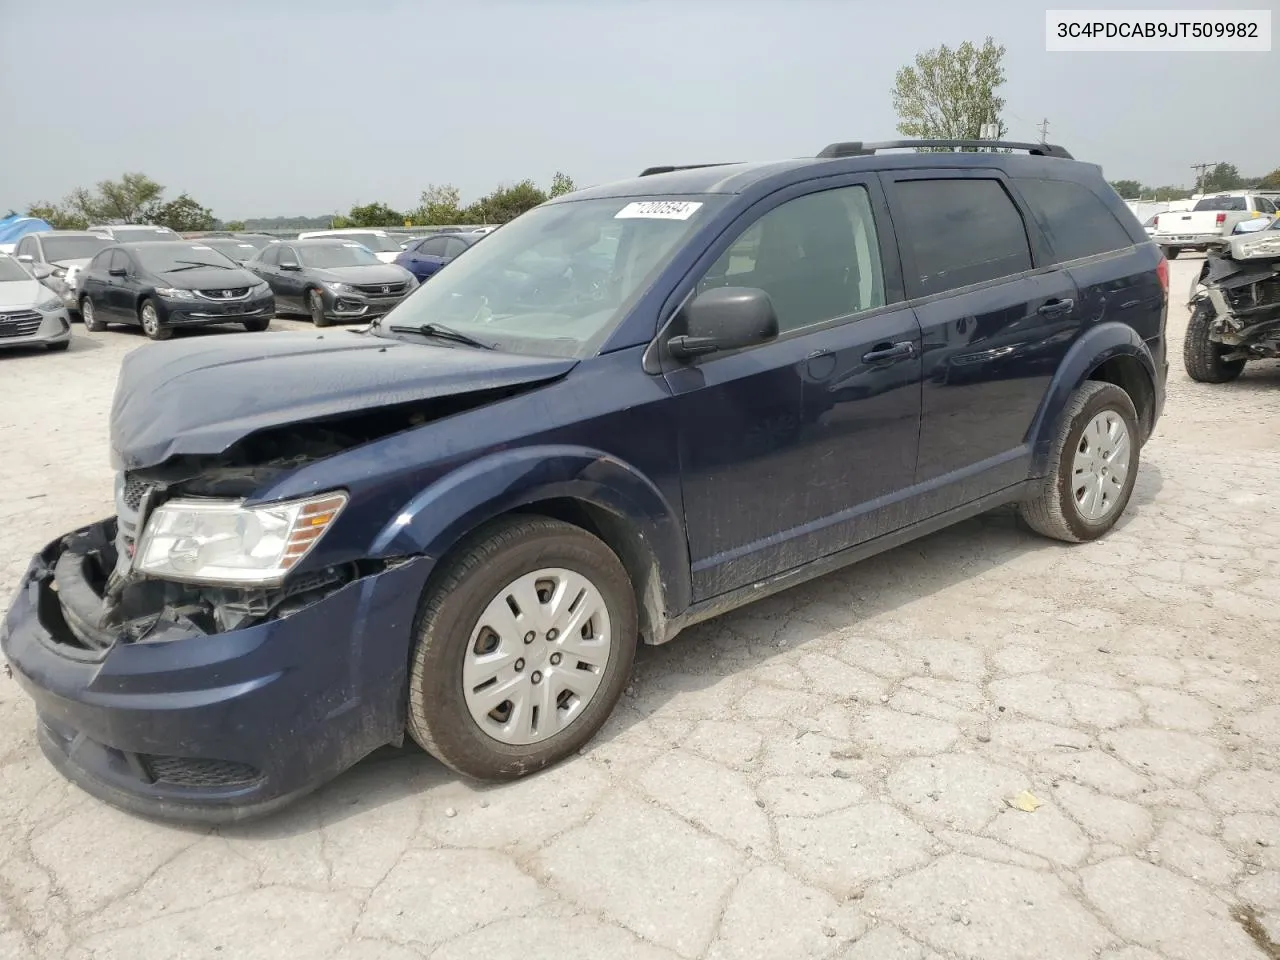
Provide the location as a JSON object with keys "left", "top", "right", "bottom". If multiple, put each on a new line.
{"left": 1, "top": 139, "right": 1168, "bottom": 822}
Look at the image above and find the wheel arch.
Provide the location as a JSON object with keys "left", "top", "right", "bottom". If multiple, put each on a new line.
{"left": 370, "top": 446, "right": 692, "bottom": 646}
{"left": 1028, "top": 322, "right": 1158, "bottom": 477}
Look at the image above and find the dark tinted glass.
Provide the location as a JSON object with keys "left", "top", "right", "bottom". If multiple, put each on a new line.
{"left": 1014, "top": 178, "right": 1134, "bottom": 262}
{"left": 894, "top": 179, "right": 1032, "bottom": 297}
{"left": 1193, "top": 196, "right": 1247, "bottom": 212}
{"left": 419, "top": 237, "right": 449, "bottom": 256}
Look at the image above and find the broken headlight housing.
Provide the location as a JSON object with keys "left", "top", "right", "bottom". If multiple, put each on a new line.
{"left": 1235, "top": 235, "right": 1280, "bottom": 259}
{"left": 134, "top": 491, "right": 347, "bottom": 586}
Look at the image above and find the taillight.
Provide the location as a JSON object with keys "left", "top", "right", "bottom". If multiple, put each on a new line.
{"left": 1152, "top": 215, "right": 1159, "bottom": 227}
{"left": 1156, "top": 257, "right": 1168, "bottom": 298}
{"left": 1216, "top": 212, "right": 1227, "bottom": 225}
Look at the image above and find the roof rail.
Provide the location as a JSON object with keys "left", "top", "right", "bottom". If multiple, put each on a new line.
{"left": 638, "top": 163, "right": 739, "bottom": 177}
{"left": 817, "top": 139, "right": 1074, "bottom": 160}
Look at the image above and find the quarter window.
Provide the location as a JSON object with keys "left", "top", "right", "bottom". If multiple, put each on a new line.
{"left": 1014, "top": 178, "right": 1134, "bottom": 262}
{"left": 892, "top": 178, "right": 1033, "bottom": 298}
{"left": 696, "top": 185, "right": 886, "bottom": 334}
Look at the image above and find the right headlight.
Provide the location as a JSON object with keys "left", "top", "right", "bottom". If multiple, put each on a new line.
{"left": 1235, "top": 235, "right": 1280, "bottom": 259}
{"left": 155, "top": 287, "right": 197, "bottom": 300}
{"left": 323, "top": 281, "right": 353, "bottom": 294}
{"left": 134, "top": 491, "right": 348, "bottom": 586}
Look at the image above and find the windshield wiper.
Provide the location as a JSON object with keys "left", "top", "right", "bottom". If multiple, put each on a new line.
{"left": 164, "top": 261, "right": 230, "bottom": 272}
{"left": 387, "top": 321, "right": 496, "bottom": 350}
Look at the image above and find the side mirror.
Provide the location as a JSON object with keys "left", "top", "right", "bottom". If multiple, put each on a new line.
{"left": 16, "top": 254, "right": 34, "bottom": 263}
{"left": 280, "top": 261, "right": 301, "bottom": 271}
{"left": 668, "top": 287, "right": 779, "bottom": 362}
{"left": 31, "top": 264, "right": 54, "bottom": 280}
{"left": 108, "top": 266, "right": 127, "bottom": 277}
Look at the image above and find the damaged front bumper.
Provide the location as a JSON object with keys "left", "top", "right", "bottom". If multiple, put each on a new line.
{"left": 1, "top": 518, "right": 431, "bottom": 823}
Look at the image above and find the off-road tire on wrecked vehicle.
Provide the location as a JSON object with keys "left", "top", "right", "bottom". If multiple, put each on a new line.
{"left": 139, "top": 299, "right": 171, "bottom": 341}
{"left": 1183, "top": 299, "right": 1246, "bottom": 384}
{"left": 1019, "top": 381, "right": 1141, "bottom": 543}
{"left": 307, "top": 288, "right": 331, "bottom": 327}
{"left": 80, "top": 296, "right": 106, "bottom": 332}
{"left": 406, "top": 516, "right": 638, "bottom": 780}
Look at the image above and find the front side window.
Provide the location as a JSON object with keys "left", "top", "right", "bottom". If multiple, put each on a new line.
{"left": 893, "top": 178, "right": 1033, "bottom": 298}
{"left": 418, "top": 237, "right": 449, "bottom": 257}
{"left": 1014, "top": 178, "right": 1134, "bottom": 262}
{"left": 1256, "top": 197, "right": 1277, "bottom": 214}
{"left": 379, "top": 195, "right": 726, "bottom": 358}
{"left": 695, "top": 185, "right": 886, "bottom": 334}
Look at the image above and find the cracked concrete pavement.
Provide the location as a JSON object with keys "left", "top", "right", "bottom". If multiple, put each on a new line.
{"left": 1, "top": 259, "right": 1279, "bottom": 960}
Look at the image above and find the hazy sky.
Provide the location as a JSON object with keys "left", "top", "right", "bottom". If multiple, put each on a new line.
{"left": 2, "top": 0, "right": 1276, "bottom": 220}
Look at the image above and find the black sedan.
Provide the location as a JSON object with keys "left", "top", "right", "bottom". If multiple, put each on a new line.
{"left": 246, "top": 238, "right": 418, "bottom": 326}
{"left": 78, "top": 241, "right": 275, "bottom": 340}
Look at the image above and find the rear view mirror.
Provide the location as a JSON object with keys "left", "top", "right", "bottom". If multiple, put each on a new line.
{"left": 280, "top": 261, "right": 301, "bottom": 271}
{"left": 668, "top": 287, "right": 779, "bottom": 362}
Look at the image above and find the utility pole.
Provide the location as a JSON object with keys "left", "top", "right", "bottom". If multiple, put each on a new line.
{"left": 1191, "top": 162, "right": 1223, "bottom": 193}
{"left": 1037, "top": 118, "right": 1049, "bottom": 145}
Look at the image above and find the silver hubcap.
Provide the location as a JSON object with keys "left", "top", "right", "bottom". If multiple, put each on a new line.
{"left": 1071, "top": 410, "right": 1131, "bottom": 522}
{"left": 83, "top": 301, "right": 94, "bottom": 325}
{"left": 462, "top": 568, "right": 612, "bottom": 746}
{"left": 142, "top": 305, "right": 158, "bottom": 334}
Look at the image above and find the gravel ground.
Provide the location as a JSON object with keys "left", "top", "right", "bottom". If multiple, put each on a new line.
{"left": 1, "top": 260, "right": 1279, "bottom": 960}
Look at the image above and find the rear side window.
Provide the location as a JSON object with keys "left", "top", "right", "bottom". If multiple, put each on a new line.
{"left": 1193, "top": 196, "right": 1247, "bottom": 212}
{"left": 1014, "top": 178, "right": 1134, "bottom": 262}
{"left": 892, "top": 178, "right": 1032, "bottom": 298}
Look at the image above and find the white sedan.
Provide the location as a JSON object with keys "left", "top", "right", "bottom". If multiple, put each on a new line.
{"left": 0, "top": 254, "right": 72, "bottom": 352}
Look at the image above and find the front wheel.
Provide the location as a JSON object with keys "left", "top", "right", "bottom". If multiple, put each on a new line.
{"left": 307, "top": 289, "right": 331, "bottom": 327}
{"left": 139, "top": 299, "right": 170, "bottom": 340}
{"left": 1164, "top": 246, "right": 1181, "bottom": 260}
{"left": 406, "top": 516, "right": 638, "bottom": 781}
{"left": 1019, "top": 381, "right": 1141, "bottom": 544}
{"left": 1183, "top": 300, "right": 1245, "bottom": 384}
{"left": 81, "top": 296, "right": 106, "bottom": 332}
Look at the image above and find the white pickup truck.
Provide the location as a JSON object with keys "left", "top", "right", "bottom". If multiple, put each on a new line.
{"left": 1154, "top": 192, "right": 1279, "bottom": 258}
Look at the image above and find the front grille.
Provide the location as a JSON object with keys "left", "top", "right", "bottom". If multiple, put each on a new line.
{"left": 121, "top": 475, "right": 153, "bottom": 511}
{"left": 351, "top": 282, "right": 407, "bottom": 296}
{"left": 196, "top": 287, "right": 251, "bottom": 300}
{"left": 143, "top": 755, "right": 262, "bottom": 788}
{"left": 0, "top": 310, "right": 41, "bottom": 338}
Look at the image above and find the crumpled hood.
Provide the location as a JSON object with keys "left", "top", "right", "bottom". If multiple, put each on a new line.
{"left": 109, "top": 330, "right": 578, "bottom": 470}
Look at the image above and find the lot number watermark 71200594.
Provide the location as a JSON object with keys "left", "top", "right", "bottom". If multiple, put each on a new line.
{"left": 1046, "top": 9, "right": 1271, "bottom": 51}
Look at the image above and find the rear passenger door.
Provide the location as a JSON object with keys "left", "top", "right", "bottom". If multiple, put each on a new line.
{"left": 882, "top": 171, "right": 1081, "bottom": 508}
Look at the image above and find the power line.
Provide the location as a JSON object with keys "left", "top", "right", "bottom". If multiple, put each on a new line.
{"left": 1190, "top": 162, "right": 1224, "bottom": 193}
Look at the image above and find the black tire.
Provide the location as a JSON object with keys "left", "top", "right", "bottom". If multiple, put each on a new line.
{"left": 1183, "top": 300, "right": 1245, "bottom": 384}
{"left": 1164, "top": 247, "right": 1181, "bottom": 260}
{"left": 81, "top": 296, "right": 106, "bottom": 332}
{"left": 406, "top": 516, "right": 638, "bottom": 781}
{"left": 46, "top": 340, "right": 71, "bottom": 352}
{"left": 1019, "top": 381, "right": 1141, "bottom": 544}
{"left": 243, "top": 317, "right": 270, "bottom": 332}
{"left": 138, "top": 299, "right": 170, "bottom": 341}
{"left": 307, "top": 289, "right": 331, "bottom": 327}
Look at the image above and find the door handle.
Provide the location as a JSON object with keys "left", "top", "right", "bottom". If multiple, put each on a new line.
{"left": 862, "top": 341, "right": 915, "bottom": 364}
{"left": 1038, "top": 298, "right": 1075, "bottom": 317}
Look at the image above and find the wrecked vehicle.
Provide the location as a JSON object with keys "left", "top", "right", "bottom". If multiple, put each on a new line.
{"left": 1184, "top": 215, "right": 1280, "bottom": 383}
{"left": 2, "top": 138, "right": 1168, "bottom": 822}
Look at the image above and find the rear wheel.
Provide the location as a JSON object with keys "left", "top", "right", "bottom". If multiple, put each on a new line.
{"left": 307, "top": 289, "right": 331, "bottom": 327}
{"left": 1019, "top": 381, "right": 1141, "bottom": 544}
{"left": 1183, "top": 299, "right": 1245, "bottom": 383}
{"left": 81, "top": 296, "right": 106, "bottom": 332}
{"left": 139, "top": 300, "right": 170, "bottom": 340}
{"left": 243, "top": 317, "right": 270, "bottom": 332}
{"left": 1164, "top": 246, "right": 1181, "bottom": 260}
{"left": 406, "top": 516, "right": 638, "bottom": 781}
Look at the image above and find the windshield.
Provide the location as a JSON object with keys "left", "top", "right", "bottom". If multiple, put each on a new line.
{"left": 322, "top": 232, "right": 401, "bottom": 253}
{"left": 40, "top": 236, "right": 115, "bottom": 261}
{"left": 1194, "top": 196, "right": 1247, "bottom": 212}
{"left": 134, "top": 244, "right": 239, "bottom": 273}
{"left": 298, "top": 243, "right": 382, "bottom": 268}
{"left": 376, "top": 196, "right": 724, "bottom": 359}
{"left": 0, "top": 257, "right": 31, "bottom": 282}
{"left": 114, "top": 227, "right": 179, "bottom": 241}
{"left": 202, "top": 239, "right": 259, "bottom": 260}
{"left": 233, "top": 235, "right": 273, "bottom": 250}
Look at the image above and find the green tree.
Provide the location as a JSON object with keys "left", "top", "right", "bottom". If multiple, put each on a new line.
{"left": 548, "top": 171, "right": 577, "bottom": 198}
{"left": 67, "top": 172, "right": 165, "bottom": 224}
{"left": 1148, "top": 185, "right": 1192, "bottom": 202}
{"left": 465, "top": 180, "right": 548, "bottom": 224}
{"left": 412, "top": 184, "right": 465, "bottom": 225}
{"left": 153, "top": 192, "right": 217, "bottom": 232}
{"left": 224, "top": 220, "right": 246, "bottom": 231}
{"left": 891, "top": 37, "right": 1008, "bottom": 149}
{"left": 1259, "top": 167, "right": 1280, "bottom": 190}
{"left": 1199, "top": 163, "right": 1242, "bottom": 193}
{"left": 342, "top": 201, "right": 404, "bottom": 227}
{"left": 26, "top": 202, "right": 88, "bottom": 230}
{"left": 1108, "top": 179, "right": 1144, "bottom": 199}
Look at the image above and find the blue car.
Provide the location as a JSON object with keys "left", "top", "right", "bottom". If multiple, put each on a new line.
{"left": 2, "top": 138, "right": 1168, "bottom": 822}
{"left": 394, "top": 230, "right": 484, "bottom": 281}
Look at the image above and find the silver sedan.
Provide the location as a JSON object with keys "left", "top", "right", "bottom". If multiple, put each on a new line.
{"left": 0, "top": 254, "right": 72, "bottom": 352}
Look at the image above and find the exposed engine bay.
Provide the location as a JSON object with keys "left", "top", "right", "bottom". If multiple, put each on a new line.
{"left": 1188, "top": 232, "right": 1280, "bottom": 366}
